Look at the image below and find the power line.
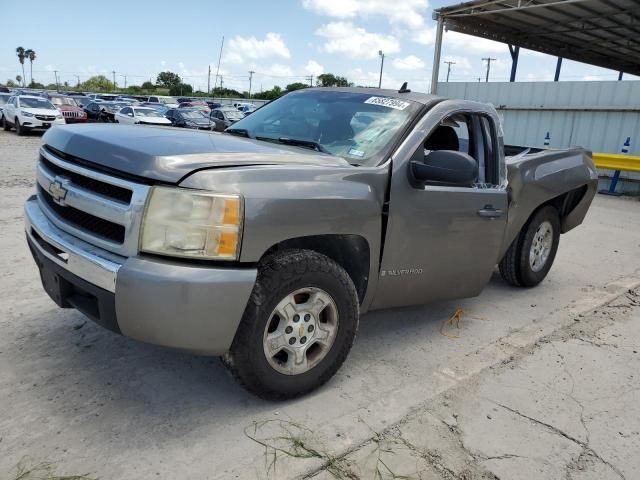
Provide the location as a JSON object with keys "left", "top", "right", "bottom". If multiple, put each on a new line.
{"left": 482, "top": 58, "right": 496, "bottom": 82}
{"left": 248, "top": 70, "right": 255, "bottom": 98}
{"left": 444, "top": 61, "right": 456, "bottom": 82}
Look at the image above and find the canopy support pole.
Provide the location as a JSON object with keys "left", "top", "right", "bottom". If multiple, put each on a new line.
{"left": 554, "top": 57, "right": 563, "bottom": 81}
{"left": 430, "top": 16, "right": 444, "bottom": 94}
{"left": 508, "top": 45, "right": 520, "bottom": 82}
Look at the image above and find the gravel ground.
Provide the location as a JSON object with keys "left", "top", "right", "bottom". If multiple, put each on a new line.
{"left": 0, "top": 128, "right": 639, "bottom": 480}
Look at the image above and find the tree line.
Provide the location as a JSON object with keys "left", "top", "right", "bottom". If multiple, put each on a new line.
{"left": 4, "top": 66, "right": 356, "bottom": 99}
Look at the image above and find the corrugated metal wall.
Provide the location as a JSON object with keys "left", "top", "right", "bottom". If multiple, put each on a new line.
{"left": 437, "top": 81, "right": 640, "bottom": 156}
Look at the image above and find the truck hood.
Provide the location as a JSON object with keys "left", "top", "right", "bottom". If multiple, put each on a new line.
{"left": 42, "top": 124, "right": 351, "bottom": 183}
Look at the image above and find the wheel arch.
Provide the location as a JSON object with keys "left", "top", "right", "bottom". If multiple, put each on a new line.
{"left": 260, "top": 234, "right": 371, "bottom": 304}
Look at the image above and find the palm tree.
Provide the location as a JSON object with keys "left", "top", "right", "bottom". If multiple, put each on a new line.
{"left": 16, "top": 47, "right": 26, "bottom": 86}
{"left": 25, "top": 49, "right": 36, "bottom": 86}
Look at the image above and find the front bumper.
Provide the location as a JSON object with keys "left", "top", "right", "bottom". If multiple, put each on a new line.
{"left": 22, "top": 117, "right": 66, "bottom": 129}
{"left": 25, "top": 196, "right": 257, "bottom": 355}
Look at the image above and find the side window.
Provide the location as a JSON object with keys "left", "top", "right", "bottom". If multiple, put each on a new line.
{"left": 417, "top": 113, "right": 498, "bottom": 188}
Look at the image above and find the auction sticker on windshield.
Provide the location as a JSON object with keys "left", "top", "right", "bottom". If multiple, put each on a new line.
{"left": 364, "top": 96, "right": 410, "bottom": 111}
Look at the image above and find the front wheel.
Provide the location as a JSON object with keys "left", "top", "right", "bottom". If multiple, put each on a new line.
{"left": 499, "top": 205, "right": 560, "bottom": 287}
{"left": 224, "top": 249, "right": 359, "bottom": 399}
{"left": 2, "top": 115, "right": 9, "bottom": 131}
{"left": 15, "top": 118, "right": 24, "bottom": 136}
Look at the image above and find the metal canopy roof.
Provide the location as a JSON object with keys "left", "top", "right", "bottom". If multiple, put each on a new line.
{"left": 434, "top": 0, "right": 640, "bottom": 76}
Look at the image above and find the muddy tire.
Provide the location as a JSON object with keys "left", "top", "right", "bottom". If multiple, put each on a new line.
{"left": 499, "top": 206, "right": 560, "bottom": 287}
{"left": 224, "top": 249, "right": 359, "bottom": 399}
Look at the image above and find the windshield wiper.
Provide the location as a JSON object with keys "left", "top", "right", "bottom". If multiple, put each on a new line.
{"left": 255, "top": 136, "right": 331, "bottom": 154}
{"left": 224, "top": 128, "right": 250, "bottom": 138}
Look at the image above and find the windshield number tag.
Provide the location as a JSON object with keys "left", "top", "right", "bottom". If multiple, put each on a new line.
{"left": 364, "top": 96, "right": 410, "bottom": 111}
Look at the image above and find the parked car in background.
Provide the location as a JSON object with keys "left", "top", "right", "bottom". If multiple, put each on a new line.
{"left": 233, "top": 102, "right": 256, "bottom": 112}
{"left": 165, "top": 108, "right": 214, "bottom": 130}
{"left": 2, "top": 95, "right": 65, "bottom": 135}
{"left": 83, "top": 101, "right": 125, "bottom": 122}
{"left": 74, "top": 96, "right": 93, "bottom": 107}
{"left": 46, "top": 94, "right": 88, "bottom": 124}
{"left": 140, "top": 102, "right": 170, "bottom": 115}
{"left": 0, "top": 92, "right": 11, "bottom": 119}
{"left": 206, "top": 101, "right": 222, "bottom": 110}
{"left": 147, "top": 95, "right": 179, "bottom": 108}
{"left": 210, "top": 107, "right": 245, "bottom": 131}
{"left": 115, "top": 106, "right": 172, "bottom": 126}
{"left": 178, "top": 101, "right": 210, "bottom": 116}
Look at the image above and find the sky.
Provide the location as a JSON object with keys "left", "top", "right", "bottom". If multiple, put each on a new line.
{"left": 1, "top": 0, "right": 637, "bottom": 93}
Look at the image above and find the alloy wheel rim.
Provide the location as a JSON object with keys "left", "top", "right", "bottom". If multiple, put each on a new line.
{"left": 263, "top": 287, "right": 339, "bottom": 376}
{"left": 529, "top": 220, "right": 553, "bottom": 272}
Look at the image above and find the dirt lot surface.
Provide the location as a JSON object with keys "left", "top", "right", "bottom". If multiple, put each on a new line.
{"left": 0, "top": 129, "right": 639, "bottom": 479}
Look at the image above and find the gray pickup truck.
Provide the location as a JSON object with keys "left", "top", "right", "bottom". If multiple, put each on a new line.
{"left": 25, "top": 87, "right": 597, "bottom": 398}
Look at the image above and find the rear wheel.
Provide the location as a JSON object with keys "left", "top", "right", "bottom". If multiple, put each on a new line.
{"left": 224, "top": 249, "right": 359, "bottom": 399}
{"left": 499, "top": 205, "right": 560, "bottom": 287}
{"left": 2, "top": 115, "right": 9, "bottom": 131}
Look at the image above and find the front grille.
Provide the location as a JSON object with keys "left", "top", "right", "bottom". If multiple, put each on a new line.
{"left": 35, "top": 114, "right": 56, "bottom": 121}
{"left": 62, "top": 111, "right": 82, "bottom": 118}
{"left": 40, "top": 155, "right": 132, "bottom": 204}
{"left": 38, "top": 185, "right": 125, "bottom": 243}
{"left": 36, "top": 146, "right": 151, "bottom": 257}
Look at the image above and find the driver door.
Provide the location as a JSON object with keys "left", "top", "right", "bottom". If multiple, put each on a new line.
{"left": 371, "top": 101, "right": 508, "bottom": 309}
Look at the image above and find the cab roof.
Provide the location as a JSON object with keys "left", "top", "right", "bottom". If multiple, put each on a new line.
{"left": 303, "top": 87, "right": 445, "bottom": 106}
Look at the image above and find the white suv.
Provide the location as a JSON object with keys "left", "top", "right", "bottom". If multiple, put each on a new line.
{"left": 2, "top": 95, "right": 65, "bottom": 135}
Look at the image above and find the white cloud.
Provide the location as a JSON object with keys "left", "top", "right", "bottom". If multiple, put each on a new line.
{"left": 444, "top": 31, "right": 506, "bottom": 53}
{"left": 392, "top": 55, "right": 425, "bottom": 71}
{"left": 304, "top": 60, "right": 324, "bottom": 76}
{"left": 262, "top": 64, "right": 294, "bottom": 77}
{"left": 303, "top": 0, "right": 428, "bottom": 29}
{"left": 413, "top": 26, "right": 436, "bottom": 45}
{"left": 224, "top": 33, "right": 291, "bottom": 65}
{"left": 160, "top": 60, "right": 166, "bottom": 67}
{"left": 316, "top": 22, "right": 400, "bottom": 59}
{"left": 44, "top": 64, "right": 55, "bottom": 72}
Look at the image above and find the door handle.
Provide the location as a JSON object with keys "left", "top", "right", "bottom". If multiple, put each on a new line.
{"left": 477, "top": 207, "right": 504, "bottom": 219}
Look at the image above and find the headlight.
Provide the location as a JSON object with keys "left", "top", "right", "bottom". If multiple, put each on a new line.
{"left": 22, "top": 111, "right": 34, "bottom": 117}
{"left": 56, "top": 114, "right": 63, "bottom": 119}
{"left": 141, "top": 187, "right": 242, "bottom": 260}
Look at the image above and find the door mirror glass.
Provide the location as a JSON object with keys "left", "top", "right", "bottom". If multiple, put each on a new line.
{"left": 410, "top": 150, "right": 478, "bottom": 187}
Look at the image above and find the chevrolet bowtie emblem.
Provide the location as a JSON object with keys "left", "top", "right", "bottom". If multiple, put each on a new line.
{"left": 49, "top": 176, "right": 70, "bottom": 205}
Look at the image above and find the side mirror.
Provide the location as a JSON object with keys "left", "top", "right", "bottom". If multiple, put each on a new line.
{"left": 128, "top": 113, "right": 134, "bottom": 117}
{"left": 410, "top": 150, "right": 478, "bottom": 187}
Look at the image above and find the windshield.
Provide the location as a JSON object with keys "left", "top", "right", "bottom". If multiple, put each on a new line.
{"left": 229, "top": 90, "right": 420, "bottom": 165}
{"left": 20, "top": 97, "right": 56, "bottom": 110}
{"left": 0, "top": 95, "right": 10, "bottom": 105}
{"left": 223, "top": 110, "right": 245, "bottom": 120}
{"left": 50, "top": 97, "right": 78, "bottom": 107}
{"left": 134, "top": 108, "right": 162, "bottom": 117}
{"left": 181, "top": 110, "right": 207, "bottom": 119}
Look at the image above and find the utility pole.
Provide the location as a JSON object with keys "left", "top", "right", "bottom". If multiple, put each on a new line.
{"left": 121, "top": 75, "right": 127, "bottom": 89}
{"left": 207, "top": 65, "right": 211, "bottom": 94}
{"left": 112, "top": 70, "right": 116, "bottom": 91}
{"left": 75, "top": 75, "right": 80, "bottom": 90}
{"left": 53, "top": 70, "right": 59, "bottom": 90}
{"left": 248, "top": 70, "right": 255, "bottom": 98}
{"left": 378, "top": 50, "right": 385, "bottom": 88}
{"left": 477, "top": 77, "right": 481, "bottom": 82}
{"left": 482, "top": 58, "right": 496, "bottom": 82}
{"left": 213, "top": 36, "right": 225, "bottom": 94}
{"left": 307, "top": 75, "right": 313, "bottom": 87}
{"left": 444, "top": 61, "right": 455, "bottom": 82}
